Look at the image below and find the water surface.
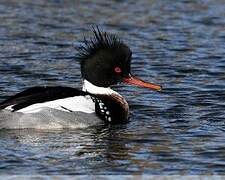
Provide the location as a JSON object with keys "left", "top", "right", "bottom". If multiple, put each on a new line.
{"left": 0, "top": 0, "right": 225, "bottom": 175}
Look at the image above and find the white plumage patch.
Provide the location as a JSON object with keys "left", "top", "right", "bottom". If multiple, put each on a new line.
{"left": 8, "top": 95, "right": 95, "bottom": 114}
{"left": 82, "top": 80, "right": 121, "bottom": 96}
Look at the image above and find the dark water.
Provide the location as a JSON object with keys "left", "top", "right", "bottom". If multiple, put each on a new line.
{"left": 0, "top": 0, "right": 225, "bottom": 175}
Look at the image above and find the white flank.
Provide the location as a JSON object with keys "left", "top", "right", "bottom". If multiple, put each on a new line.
{"left": 5, "top": 105, "right": 14, "bottom": 111}
{"left": 82, "top": 80, "right": 121, "bottom": 96}
{"left": 14, "top": 95, "right": 95, "bottom": 114}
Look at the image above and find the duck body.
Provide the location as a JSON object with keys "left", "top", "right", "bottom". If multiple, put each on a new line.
{"left": 0, "top": 83, "right": 129, "bottom": 129}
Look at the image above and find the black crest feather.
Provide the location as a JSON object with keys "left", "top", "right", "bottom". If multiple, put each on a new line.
{"left": 77, "top": 26, "right": 123, "bottom": 62}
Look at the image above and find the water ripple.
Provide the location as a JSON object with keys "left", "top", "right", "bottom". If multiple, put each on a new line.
{"left": 0, "top": 0, "right": 225, "bottom": 175}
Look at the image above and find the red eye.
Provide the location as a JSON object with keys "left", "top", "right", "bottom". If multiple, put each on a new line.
{"left": 114, "top": 67, "right": 122, "bottom": 73}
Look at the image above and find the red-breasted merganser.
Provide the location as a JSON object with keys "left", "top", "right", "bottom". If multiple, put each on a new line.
{"left": 0, "top": 28, "right": 161, "bottom": 129}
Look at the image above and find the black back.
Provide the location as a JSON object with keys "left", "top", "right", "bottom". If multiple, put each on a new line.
{"left": 0, "top": 86, "right": 88, "bottom": 111}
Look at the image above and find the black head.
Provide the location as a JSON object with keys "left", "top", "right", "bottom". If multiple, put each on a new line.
{"left": 77, "top": 27, "right": 132, "bottom": 87}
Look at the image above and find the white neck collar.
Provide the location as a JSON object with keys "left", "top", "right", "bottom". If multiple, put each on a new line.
{"left": 82, "top": 80, "right": 121, "bottom": 96}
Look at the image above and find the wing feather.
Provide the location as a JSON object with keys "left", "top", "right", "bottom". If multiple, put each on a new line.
{"left": 0, "top": 86, "right": 88, "bottom": 111}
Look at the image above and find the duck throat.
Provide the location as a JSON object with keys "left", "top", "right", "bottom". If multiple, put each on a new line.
{"left": 82, "top": 80, "right": 129, "bottom": 122}
{"left": 82, "top": 79, "right": 120, "bottom": 96}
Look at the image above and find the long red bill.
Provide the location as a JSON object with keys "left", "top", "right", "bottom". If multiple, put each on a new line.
{"left": 123, "top": 75, "right": 162, "bottom": 91}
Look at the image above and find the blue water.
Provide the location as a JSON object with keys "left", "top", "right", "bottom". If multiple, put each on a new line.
{"left": 0, "top": 0, "right": 225, "bottom": 175}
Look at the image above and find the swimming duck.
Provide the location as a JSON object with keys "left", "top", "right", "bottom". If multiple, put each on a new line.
{"left": 0, "top": 28, "right": 161, "bottom": 129}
